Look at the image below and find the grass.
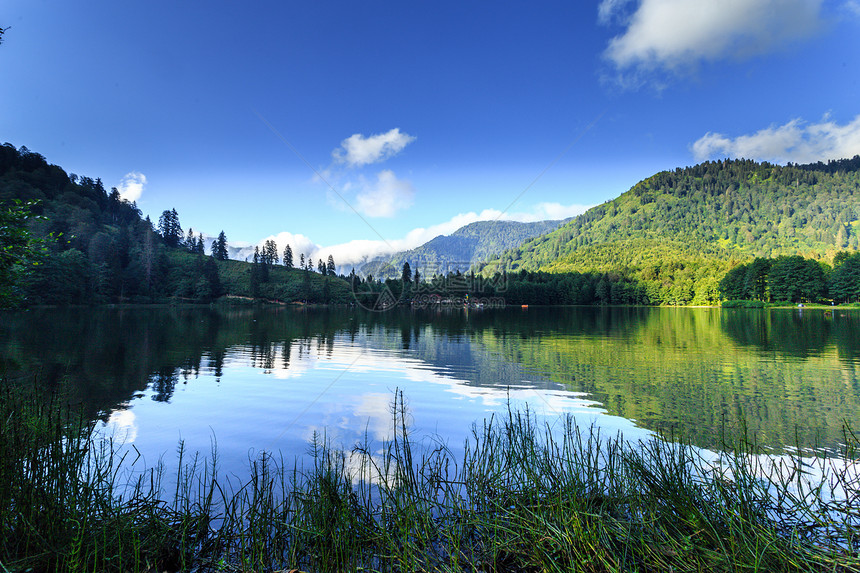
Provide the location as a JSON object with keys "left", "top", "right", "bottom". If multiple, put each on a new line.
{"left": 2, "top": 383, "right": 859, "bottom": 572}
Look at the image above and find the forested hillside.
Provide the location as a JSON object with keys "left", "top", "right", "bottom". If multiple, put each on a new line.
{"left": 360, "top": 218, "right": 567, "bottom": 279}
{"left": 0, "top": 143, "right": 351, "bottom": 306}
{"left": 483, "top": 157, "right": 860, "bottom": 304}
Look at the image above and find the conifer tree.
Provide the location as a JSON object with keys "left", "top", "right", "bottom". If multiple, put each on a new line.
{"left": 213, "top": 231, "right": 228, "bottom": 260}
{"left": 157, "top": 209, "right": 182, "bottom": 248}
{"left": 327, "top": 255, "right": 336, "bottom": 276}
{"left": 262, "top": 239, "right": 279, "bottom": 267}
{"left": 283, "top": 244, "right": 293, "bottom": 269}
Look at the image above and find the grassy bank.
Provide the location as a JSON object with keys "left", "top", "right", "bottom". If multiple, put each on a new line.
{"left": 2, "top": 384, "right": 858, "bottom": 572}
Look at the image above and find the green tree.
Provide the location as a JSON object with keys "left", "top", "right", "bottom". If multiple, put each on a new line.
{"left": 158, "top": 209, "right": 182, "bottom": 248}
{"left": 250, "top": 247, "right": 262, "bottom": 295}
{"left": 327, "top": 254, "right": 336, "bottom": 276}
{"left": 401, "top": 261, "right": 412, "bottom": 284}
{"left": 27, "top": 249, "right": 89, "bottom": 305}
{"left": 769, "top": 256, "right": 827, "bottom": 302}
{"left": 262, "top": 239, "right": 278, "bottom": 267}
{"left": 184, "top": 228, "right": 199, "bottom": 253}
{"left": 283, "top": 244, "right": 293, "bottom": 269}
{"left": 829, "top": 253, "right": 860, "bottom": 303}
{"left": 0, "top": 201, "right": 46, "bottom": 306}
{"left": 253, "top": 245, "right": 269, "bottom": 283}
{"left": 719, "top": 263, "right": 748, "bottom": 300}
{"left": 212, "top": 231, "right": 229, "bottom": 261}
{"left": 318, "top": 258, "right": 325, "bottom": 275}
{"left": 200, "top": 257, "right": 222, "bottom": 301}
{"left": 743, "top": 257, "right": 772, "bottom": 301}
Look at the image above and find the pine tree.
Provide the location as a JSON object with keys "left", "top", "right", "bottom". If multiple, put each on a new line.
{"left": 327, "top": 255, "right": 336, "bottom": 276}
{"left": 158, "top": 209, "right": 182, "bottom": 248}
{"left": 299, "top": 253, "right": 305, "bottom": 269}
{"left": 185, "top": 228, "right": 196, "bottom": 252}
{"left": 318, "top": 259, "right": 325, "bottom": 275}
{"left": 283, "top": 244, "right": 293, "bottom": 269}
{"left": 250, "top": 248, "right": 261, "bottom": 298}
{"left": 253, "top": 245, "right": 269, "bottom": 283}
{"left": 213, "top": 231, "right": 228, "bottom": 261}
{"left": 402, "top": 261, "right": 412, "bottom": 284}
{"left": 262, "top": 239, "right": 279, "bottom": 267}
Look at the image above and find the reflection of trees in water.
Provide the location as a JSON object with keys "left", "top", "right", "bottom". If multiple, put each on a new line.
{"left": 3, "top": 306, "right": 860, "bottom": 452}
{"left": 720, "top": 309, "right": 833, "bottom": 358}
{"left": 474, "top": 308, "right": 860, "bottom": 451}
{"left": 831, "top": 312, "right": 860, "bottom": 363}
{"left": 150, "top": 367, "right": 179, "bottom": 402}
{"left": 281, "top": 340, "right": 293, "bottom": 370}
{"left": 0, "top": 307, "right": 356, "bottom": 419}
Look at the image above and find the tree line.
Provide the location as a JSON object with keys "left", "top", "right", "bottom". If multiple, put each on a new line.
{"left": 720, "top": 252, "right": 860, "bottom": 304}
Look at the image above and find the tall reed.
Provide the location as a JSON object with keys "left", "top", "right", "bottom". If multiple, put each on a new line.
{"left": 1, "top": 383, "right": 858, "bottom": 572}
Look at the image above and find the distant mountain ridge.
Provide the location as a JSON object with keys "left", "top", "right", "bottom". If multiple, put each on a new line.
{"left": 359, "top": 218, "right": 570, "bottom": 278}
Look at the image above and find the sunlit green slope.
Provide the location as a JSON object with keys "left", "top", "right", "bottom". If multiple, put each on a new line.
{"left": 486, "top": 157, "right": 860, "bottom": 280}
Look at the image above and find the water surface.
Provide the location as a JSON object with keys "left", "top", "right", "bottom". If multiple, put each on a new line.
{"left": 2, "top": 306, "right": 858, "bottom": 477}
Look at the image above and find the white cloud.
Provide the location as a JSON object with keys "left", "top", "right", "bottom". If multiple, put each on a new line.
{"left": 600, "top": 0, "right": 824, "bottom": 79}
{"left": 531, "top": 202, "right": 591, "bottom": 220}
{"left": 355, "top": 170, "right": 415, "bottom": 218}
{"left": 333, "top": 128, "right": 416, "bottom": 168}
{"left": 598, "top": 0, "right": 635, "bottom": 24}
{"left": 844, "top": 1, "right": 860, "bottom": 16}
{"left": 259, "top": 231, "right": 319, "bottom": 261}
{"left": 117, "top": 171, "right": 146, "bottom": 202}
{"left": 692, "top": 114, "right": 860, "bottom": 163}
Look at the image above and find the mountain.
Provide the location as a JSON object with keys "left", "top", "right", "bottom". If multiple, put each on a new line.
{"left": 482, "top": 157, "right": 860, "bottom": 304}
{"left": 359, "top": 218, "right": 570, "bottom": 279}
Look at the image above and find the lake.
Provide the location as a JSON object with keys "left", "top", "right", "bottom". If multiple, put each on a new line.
{"left": 1, "top": 306, "right": 858, "bottom": 479}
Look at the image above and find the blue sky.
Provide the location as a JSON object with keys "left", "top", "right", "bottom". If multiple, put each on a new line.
{"left": 2, "top": 1, "right": 859, "bottom": 265}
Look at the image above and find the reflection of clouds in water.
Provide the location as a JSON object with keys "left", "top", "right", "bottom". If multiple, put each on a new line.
{"left": 302, "top": 393, "right": 401, "bottom": 448}
{"left": 353, "top": 392, "right": 397, "bottom": 442}
{"left": 99, "top": 408, "right": 138, "bottom": 444}
{"left": 215, "top": 332, "right": 651, "bottom": 476}
{"left": 252, "top": 334, "right": 644, "bottom": 446}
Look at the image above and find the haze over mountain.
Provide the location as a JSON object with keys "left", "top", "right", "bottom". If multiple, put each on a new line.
{"left": 358, "top": 218, "right": 570, "bottom": 279}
